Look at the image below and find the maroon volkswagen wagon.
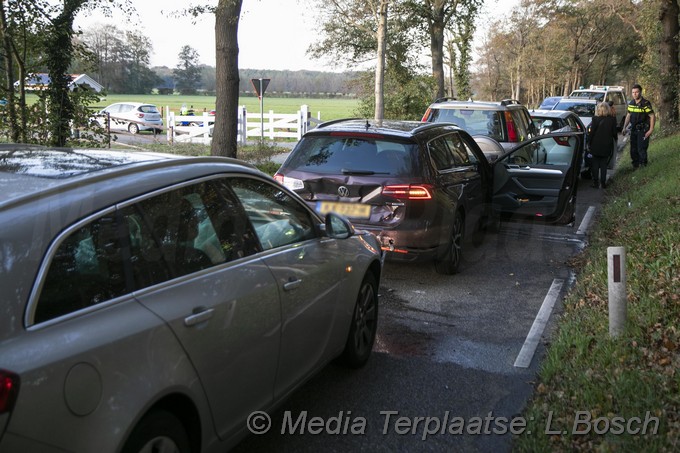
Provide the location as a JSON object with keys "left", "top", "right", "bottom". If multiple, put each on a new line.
{"left": 275, "top": 119, "right": 582, "bottom": 274}
{"left": 274, "top": 119, "right": 583, "bottom": 275}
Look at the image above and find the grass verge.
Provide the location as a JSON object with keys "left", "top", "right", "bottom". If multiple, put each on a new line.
{"left": 513, "top": 135, "right": 680, "bottom": 451}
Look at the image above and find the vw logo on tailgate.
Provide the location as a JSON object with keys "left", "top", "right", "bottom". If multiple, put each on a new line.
{"left": 337, "top": 186, "right": 350, "bottom": 197}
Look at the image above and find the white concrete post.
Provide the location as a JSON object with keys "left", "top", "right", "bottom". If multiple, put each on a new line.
{"left": 608, "top": 246, "right": 627, "bottom": 337}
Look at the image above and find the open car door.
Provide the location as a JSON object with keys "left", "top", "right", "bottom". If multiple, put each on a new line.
{"left": 492, "top": 131, "right": 584, "bottom": 224}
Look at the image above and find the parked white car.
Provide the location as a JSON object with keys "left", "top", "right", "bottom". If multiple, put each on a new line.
{"left": 568, "top": 85, "right": 627, "bottom": 130}
{"left": 96, "top": 102, "right": 163, "bottom": 134}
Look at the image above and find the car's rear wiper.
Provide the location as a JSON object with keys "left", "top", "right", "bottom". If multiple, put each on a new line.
{"left": 341, "top": 168, "right": 390, "bottom": 175}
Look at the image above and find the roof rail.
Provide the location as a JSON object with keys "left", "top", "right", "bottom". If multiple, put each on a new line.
{"left": 433, "top": 97, "right": 458, "bottom": 103}
{"left": 500, "top": 99, "right": 521, "bottom": 106}
{"left": 587, "top": 85, "right": 625, "bottom": 91}
{"left": 315, "top": 118, "right": 363, "bottom": 129}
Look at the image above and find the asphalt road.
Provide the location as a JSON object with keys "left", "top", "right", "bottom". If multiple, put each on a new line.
{"left": 229, "top": 138, "right": 626, "bottom": 453}
{"left": 114, "top": 129, "right": 625, "bottom": 452}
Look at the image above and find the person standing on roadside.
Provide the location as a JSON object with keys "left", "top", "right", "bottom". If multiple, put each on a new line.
{"left": 622, "top": 84, "right": 655, "bottom": 168}
{"left": 588, "top": 101, "right": 618, "bottom": 188}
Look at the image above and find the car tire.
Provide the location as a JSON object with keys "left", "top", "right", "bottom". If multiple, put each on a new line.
{"left": 338, "top": 272, "right": 378, "bottom": 368}
{"left": 435, "top": 211, "right": 464, "bottom": 275}
{"left": 128, "top": 123, "right": 139, "bottom": 134}
{"left": 121, "top": 410, "right": 191, "bottom": 453}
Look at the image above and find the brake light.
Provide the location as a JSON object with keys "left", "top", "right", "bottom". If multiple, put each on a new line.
{"left": 135, "top": 113, "right": 144, "bottom": 118}
{"left": 382, "top": 184, "right": 433, "bottom": 200}
{"left": 0, "top": 369, "right": 19, "bottom": 414}
{"left": 274, "top": 173, "right": 304, "bottom": 190}
{"left": 553, "top": 136, "right": 571, "bottom": 146}
{"left": 505, "top": 111, "right": 518, "bottom": 142}
{"left": 421, "top": 108, "right": 432, "bottom": 122}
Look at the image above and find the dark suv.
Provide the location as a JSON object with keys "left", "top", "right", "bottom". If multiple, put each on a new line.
{"left": 421, "top": 98, "right": 538, "bottom": 151}
{"left": 275, "top": 119, "right": 583, "bottom": 274}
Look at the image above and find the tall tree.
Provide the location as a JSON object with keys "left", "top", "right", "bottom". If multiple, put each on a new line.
{"left": 173, "top": 45, "right": 202, "bottom": 94}
{"left": 447, "top": 0, "right": 478, "bottom": 100}
{"left": 374, "top": 0, "right": 389, "bottom": 121}
{"left": 310, "top": 0, "right": 424, "bottom": 120}
{"left": 405, "top": 0, "right": 482, "bottom": 99}
{"left": 41, "top": 0, "right": 133, "bottom": 146}
{"left": 657, "top": 0, "right": 679, "bottom": 130}
{"left": 44, "top": 0, "right": 87, "bottom": 147}
{"left": 0, "top": 0, "right": 49, "bottom": 142}
{"left": 211, "top": 0, "right": 242, "bottom": 158}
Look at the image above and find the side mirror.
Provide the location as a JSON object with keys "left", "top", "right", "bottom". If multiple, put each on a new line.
{"left": 324, "top": 212, "right": 354, "bottom": 239}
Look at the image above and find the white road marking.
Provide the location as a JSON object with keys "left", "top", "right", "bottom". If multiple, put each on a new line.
{"left": 514, "top": 279, "right": 564, "bottom": 368}
{"left": 576, "top": 206, "right": 596, "bottom": 235}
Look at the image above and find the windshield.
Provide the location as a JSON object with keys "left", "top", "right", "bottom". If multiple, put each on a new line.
{"left": 139, "top": 105, "right": 160, "bottom": 113}
{"left": 569, "top": 91, "right": 605, "bottom": 101}
{"left": 553, "top": 101, "right": 596, "bottom": 118}
{"left": 429, "top": 108, "right": 504, "bottom": 141}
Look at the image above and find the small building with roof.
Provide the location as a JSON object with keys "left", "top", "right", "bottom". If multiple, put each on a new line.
{"left": 14, "top": 73, "right": 104, "bottom": 92}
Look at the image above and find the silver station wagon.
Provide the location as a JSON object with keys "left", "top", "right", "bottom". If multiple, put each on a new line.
{"left": 0, "top": 145, "right": 382, "bottom": 452}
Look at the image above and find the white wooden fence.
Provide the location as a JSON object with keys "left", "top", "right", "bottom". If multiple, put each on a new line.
{"left": 165, "top": 105, "right": 322, "bottom": 144}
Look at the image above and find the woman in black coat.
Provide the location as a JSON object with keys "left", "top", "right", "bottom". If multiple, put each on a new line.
{"left": 588, "top": 101, "right": 618, "bottom": 188}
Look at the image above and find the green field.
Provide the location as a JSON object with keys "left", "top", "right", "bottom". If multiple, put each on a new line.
{"left": 87, "top": 94, "right": 361, "bottom": 121}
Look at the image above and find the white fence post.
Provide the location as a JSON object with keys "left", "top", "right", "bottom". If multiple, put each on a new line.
{"left": 202, "top": 112, "right": 210, "bottom": 145}
{"left": 301, "top": 104, "right": 309, "bottom": 138}
{"left": 239, "top": 105, "right": 247, "bottom": 144}
{"left": 296, "top": 109, "right": 302, "bottom": 140}
{"left": 267, "top": 110, "right": 274, "bottom": 140}
{"left": 167, "top": 108, "right": 174, "bottom": 144}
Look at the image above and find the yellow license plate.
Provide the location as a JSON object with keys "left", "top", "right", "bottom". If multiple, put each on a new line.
{"left": 317, "top": 201, "right": 371, "bottom": 219}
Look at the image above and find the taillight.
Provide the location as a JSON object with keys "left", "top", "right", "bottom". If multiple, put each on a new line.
{"left": 382, "top": 184, "right": 433, "bottom": 200}
{"left": 0, "top": 370, "right": 19, "bottom": 414}
{"left": 274, "top": 174, "right": 304, "bottom": 191}
{"left": 421, "top": 108, "right": 432, "bottom": 122}
{"left": 553, "top": 136, "right": 571, "bottom": 146}
{"left": 135, "top": 112, "right": 144, "bottom": 118}
{"left": 505, "top": 111, "right": 518, "bottom": 142}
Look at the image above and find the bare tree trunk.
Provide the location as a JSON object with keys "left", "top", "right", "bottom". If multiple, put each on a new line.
{"left": 374, "top": 0, "right": 388, "bottom": 122}
{"left": 430, "top": 17, "right": 445, "bottom": 99}
{"left": 659, "top": 0, "right": 679, "bottom": 131}
{"left": 212, "top": 0, "right": 243, "bottom": 158}
{"left": 0, "top": 0, "right": 19, "bottom": 142}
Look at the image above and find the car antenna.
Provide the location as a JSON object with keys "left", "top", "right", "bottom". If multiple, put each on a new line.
{"left": 365, "top": 120, "right": 371, "bottom": 130}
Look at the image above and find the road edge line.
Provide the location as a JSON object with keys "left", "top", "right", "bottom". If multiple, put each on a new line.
{"left": 576, "top": 205, "right": 596, "bottom": 235}
{"left": 513, "top": 279, "right": 564, "bottom": 368}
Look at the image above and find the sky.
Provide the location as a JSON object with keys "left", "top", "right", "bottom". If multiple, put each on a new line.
{"left": 73, "top": 0, "right": 516, "bottom": 72}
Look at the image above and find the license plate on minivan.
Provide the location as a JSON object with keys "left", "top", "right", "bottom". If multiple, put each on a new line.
{"left": 317, "top": 201, "right": 371, "bottom": 219}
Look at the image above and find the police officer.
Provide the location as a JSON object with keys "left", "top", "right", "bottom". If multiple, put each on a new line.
{"left": 622, "top": 84, "right": 655, "bottom": 168}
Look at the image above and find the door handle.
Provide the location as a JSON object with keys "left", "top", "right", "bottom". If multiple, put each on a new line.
{"left": 184, "top": 307, "right": 215, "bottom": 326}
{"left": 283, "top": 278, "right": 302, "bottom": 291}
